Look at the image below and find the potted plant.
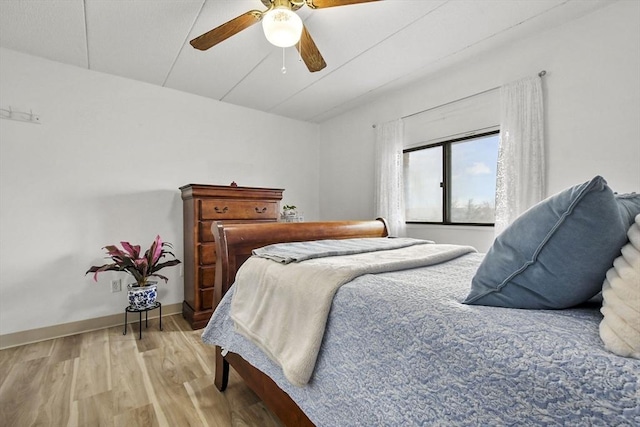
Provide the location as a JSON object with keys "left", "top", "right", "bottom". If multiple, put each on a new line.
{"left": 282, "top": 204, "right": 297, "bottom": 222}
{"left": 86, "top": 235, "right": 181, "bottom": 309}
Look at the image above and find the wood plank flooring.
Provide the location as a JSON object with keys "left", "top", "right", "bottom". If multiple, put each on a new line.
{"left": 0, "top": 314, "right": 284, "bottom": 427}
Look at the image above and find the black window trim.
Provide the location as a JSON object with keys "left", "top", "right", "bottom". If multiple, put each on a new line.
{"left": 403, "top": 129, "right": 500, "bottom": 227}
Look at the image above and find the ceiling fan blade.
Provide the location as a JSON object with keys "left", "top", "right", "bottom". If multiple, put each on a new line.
{"left": 296, "top": 25, "right": 327, "bottom": 72}
{"left": 190, "top": 10, "right": 262, "bottom": 51}
{"left": 305, "top": 0, "right": 380, "bottom": 9}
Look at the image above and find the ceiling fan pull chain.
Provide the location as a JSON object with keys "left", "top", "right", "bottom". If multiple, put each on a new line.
{"left": 282, "top": 47, "right": 287, "bottom": 74}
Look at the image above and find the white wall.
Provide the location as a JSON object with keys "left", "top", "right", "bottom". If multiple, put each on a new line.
{"left": 318, "top": 0, "right": 640, "bottom": 252}
{"left": 0, "top": 48, "right": 320, "bottom": 336}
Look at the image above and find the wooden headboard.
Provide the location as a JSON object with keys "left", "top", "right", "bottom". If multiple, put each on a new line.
{"left": 212, "top": 219, "right": 389, "bottom": 307}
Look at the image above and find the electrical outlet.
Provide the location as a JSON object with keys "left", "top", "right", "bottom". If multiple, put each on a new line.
{"left": 110, "top": 279, "right": 122, "bottom": 293}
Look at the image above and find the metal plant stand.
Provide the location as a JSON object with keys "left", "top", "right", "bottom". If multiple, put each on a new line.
{"left": 123, "top": 302, "right": 162, "bottom": 339}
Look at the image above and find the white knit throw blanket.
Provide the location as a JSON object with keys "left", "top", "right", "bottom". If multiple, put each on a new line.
{"left": 600, "top": 213, "right": 640, "bottom": 358}
{"left": 230, "top": 244, "right": 476, "bottom": 386}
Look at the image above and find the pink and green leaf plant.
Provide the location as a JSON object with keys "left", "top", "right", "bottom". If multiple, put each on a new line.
{"left": 86, "top": 235, "right": 181, "bottom": 287}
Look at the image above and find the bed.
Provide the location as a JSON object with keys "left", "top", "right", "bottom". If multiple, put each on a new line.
{"left": 202, "top": 176, "right": 640, "bottom": 426}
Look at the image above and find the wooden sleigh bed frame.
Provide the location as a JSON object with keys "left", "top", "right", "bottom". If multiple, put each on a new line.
{"left": 211, "top": 219, "right": 389, "bottom": 427}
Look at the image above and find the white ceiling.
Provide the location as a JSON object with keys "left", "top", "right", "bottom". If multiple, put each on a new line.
{"left": 0, "top": 0, "right": 612, "bottom": 123}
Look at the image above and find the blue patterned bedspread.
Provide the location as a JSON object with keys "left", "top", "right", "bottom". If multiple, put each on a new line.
{"left": 202, "top": 253, "right": 639, "bottom": 426}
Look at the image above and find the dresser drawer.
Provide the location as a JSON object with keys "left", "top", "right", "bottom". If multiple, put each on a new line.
{"left": 200, "top": 200, "right": 279, "bottom": 220}
{"left": 199, "top": 244, "right": 216, "bottom": 265}
{"left": 199, "top": 266, "right": 215, "bottom": 288}
{"left": 200, "top": 287, "right": 214, "bottom": 310}
{"left": 199, "top": 221, "right": 215, "bottom": 242}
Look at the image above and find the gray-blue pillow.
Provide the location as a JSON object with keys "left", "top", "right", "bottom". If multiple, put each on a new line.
{"left": 464, "top": 176, "right": 640, "bottom": 309}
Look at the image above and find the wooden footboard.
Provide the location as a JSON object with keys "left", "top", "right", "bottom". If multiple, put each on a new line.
{"left": 211, "top": 219, "right": 389, "bottom": 426}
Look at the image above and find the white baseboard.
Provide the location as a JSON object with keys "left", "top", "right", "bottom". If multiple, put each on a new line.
{"left": 0, "top": 302, "right": 183, "bottom": 350}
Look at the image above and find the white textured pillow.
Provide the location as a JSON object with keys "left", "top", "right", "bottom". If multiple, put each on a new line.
{"left": 599, "top": 213, "right": 640, "bottom": 358}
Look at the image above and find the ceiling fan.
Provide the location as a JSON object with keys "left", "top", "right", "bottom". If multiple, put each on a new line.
{"left": 189, "top": 0, "right": 380, "bottom": 73}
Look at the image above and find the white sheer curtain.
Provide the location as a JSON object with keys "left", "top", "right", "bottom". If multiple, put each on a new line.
{"left": 374, "top": 119, "right": 406, "bottom": 237}
{"left": 495, "top": 76, "right": 545, "bottom": 236}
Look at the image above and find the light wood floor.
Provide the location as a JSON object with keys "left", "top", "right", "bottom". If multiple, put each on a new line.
{"left": 0, "top": 314, "right": 284, "bottom": 427}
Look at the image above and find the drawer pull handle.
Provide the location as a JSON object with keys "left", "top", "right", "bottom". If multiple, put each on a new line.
{"left": 255, "top": 207, "right": 267, "bottom": 213}
{"left": 214, "top": 206, "right": 229, "bottom": 214}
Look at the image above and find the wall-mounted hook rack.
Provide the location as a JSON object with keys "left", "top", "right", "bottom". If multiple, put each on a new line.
{"left": 0, "top": 106, "right": 41, "bottom": 124}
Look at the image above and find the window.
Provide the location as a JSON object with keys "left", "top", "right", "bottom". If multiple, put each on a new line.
{"left": 403, "top": 130, "right": 499, "bottom": 225}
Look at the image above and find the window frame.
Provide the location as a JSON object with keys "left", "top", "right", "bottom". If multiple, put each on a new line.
{"left": 403, "top": 129, "right": 499, "bottom": 227}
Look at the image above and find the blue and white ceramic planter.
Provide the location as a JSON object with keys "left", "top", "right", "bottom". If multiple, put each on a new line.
{"left": 127, "top": 283, "right": 158, "bottom": 310}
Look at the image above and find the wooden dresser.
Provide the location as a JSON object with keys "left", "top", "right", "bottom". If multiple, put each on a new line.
{"left": 180, "top": 184, "right": 284, "bottom": 329}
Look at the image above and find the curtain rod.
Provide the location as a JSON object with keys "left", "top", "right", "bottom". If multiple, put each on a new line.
{"left": 372, "top": 70, "right": 547, "bottom": 128}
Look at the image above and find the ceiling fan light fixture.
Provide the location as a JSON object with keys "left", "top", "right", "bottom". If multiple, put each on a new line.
{"left": 262, "top": 7, "right": 303, "bottom": 48}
